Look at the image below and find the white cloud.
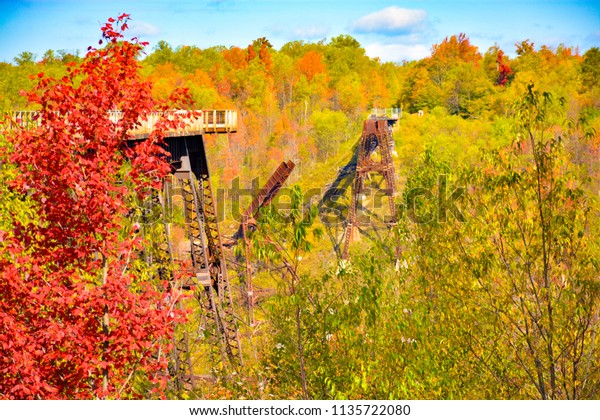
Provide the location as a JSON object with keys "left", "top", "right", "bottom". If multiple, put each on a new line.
{"left": 365, "top": 42, "right": 430, "bottom": 62}
{"left": 128, "top": 21, "right": 160, "bottom": 37}
{"left": 351, "top": 7, "right": 428, "bottom": 36}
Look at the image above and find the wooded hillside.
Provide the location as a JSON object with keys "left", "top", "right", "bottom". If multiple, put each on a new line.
{"left": 1, "top": 18, "right": 599, "bottom": 399}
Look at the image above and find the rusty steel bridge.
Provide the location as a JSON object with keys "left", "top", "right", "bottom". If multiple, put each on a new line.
{"left": 6, "top": 106, "right": 400, "bottom": 391}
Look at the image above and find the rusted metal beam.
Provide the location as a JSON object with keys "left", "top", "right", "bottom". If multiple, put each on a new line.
{"left": 245, "top": 160, "right": 296, "bottom": 220}
{"left": 221, "top": 160, "right": 296, "bottom": 327}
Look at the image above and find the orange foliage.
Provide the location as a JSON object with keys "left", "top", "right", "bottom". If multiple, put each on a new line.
{"left": 223, "top": 47, "right": 247, "bottom": 70}
{"left": 268, "top": 147, "right": 284, "bottom": 164}
{"left": 221, "top": 146, "right": 240, "bottom": 185}
{"left": 247, "top": 45, "right": 257, "bottom": 62}
{"left": 147, "top": 62, "right": 184, "bottom": 101}
{"left": 258, "top": 43, "right": 272, "bottom": 72}
{"left": 189, "top": 69, "right": 215, "bottom": 89}
{"left": 274, "top": 112, "right": 293, "bottom": 138}
{"left": 273, "top": 111, "right": 302, "bottom": 157}
{"left": 431, "top": 33, "right": 481, "bottom": 65}
{"left": 366, "top": 71, "right": 391, "bottom": 107}
{"left": 240, "top": 112, "right": 262, "bottom": 150}
{"left": 296, "top": 51, "right": 326, "bottom": 81}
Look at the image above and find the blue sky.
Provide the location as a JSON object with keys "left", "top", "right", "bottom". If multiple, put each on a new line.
{"left": 0, "top": 0, "right": 598, "bottom": 63}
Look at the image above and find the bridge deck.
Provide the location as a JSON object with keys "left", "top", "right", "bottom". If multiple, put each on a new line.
{"left": 369, "top": 107, "right": 401, "bottom": 121}
{"left": 7, "top": 109, "right": 237, "bottom": 137}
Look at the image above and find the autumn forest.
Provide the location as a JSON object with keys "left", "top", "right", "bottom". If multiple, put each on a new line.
{"left": 1, "top": 14, "right": 600, "bottom": 400}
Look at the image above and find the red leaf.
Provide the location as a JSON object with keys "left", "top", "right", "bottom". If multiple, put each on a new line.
{"left": 1, "top": 13, "right": 181, "bottom": 399}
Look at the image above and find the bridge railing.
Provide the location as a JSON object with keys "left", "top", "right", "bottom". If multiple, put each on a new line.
{"left": 202, "top": 109, "right": 238, "bottom": 134}
{"left": 370, "top": 108, "right": 402, "bottom": 120}
{"left": 9, "top": 111, "right": 42, "bottom": 130}
{"left": 5, "top": 109, "right": 237, "bottom": 135}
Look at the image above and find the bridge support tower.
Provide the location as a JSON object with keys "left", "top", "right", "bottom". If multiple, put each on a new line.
{"left": 341, "top": 116, "right": 398, "bottom": 260}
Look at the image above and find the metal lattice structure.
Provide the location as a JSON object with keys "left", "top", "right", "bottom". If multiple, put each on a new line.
{"left": 341, "top": 116, "right": 398, "bottom": 260}
{"left": 142, "top": 156, "right": 242, "bottom": 391}
{"left": 162, "top": 134, "right": 242, "bottom": 389}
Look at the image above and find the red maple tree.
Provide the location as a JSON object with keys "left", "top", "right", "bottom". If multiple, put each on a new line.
{"left": 0, "top": 14, "right": 190, "bottom": 399}
{"left": 496, "top": 50, "right": 513, "bottom": 86}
